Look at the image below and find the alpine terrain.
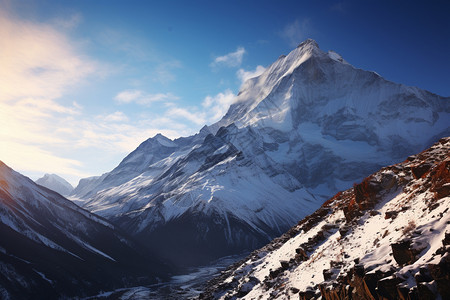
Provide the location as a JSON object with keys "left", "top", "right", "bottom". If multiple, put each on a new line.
{"left": 0, "top": 161, "right": 170, "bottom": 299}
{"left": 35, "top": 173, "right": 74, "bottom": 196}
{"left": 70, "top": 39, "right": 450, "bottom": 267}
{"left": 199, "top": 137, "right": 450, "bottom": 300}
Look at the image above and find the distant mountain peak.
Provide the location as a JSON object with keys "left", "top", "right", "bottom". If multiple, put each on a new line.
{"left": 35, "top": 173, "right": 73, "bottom": 196}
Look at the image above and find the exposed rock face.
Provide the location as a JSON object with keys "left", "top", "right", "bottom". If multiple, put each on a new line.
{"left": 391, "top": 240, "right": 420, "bottom": 266}
{"left": 199, "top": 138, "right": 450, "bottom": 299}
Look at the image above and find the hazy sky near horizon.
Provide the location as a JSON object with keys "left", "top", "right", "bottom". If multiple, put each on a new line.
{"left": 1, "top": 0, "right": 449, "bottom": 186}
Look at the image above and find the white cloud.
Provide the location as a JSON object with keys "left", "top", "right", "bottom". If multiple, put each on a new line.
{"left": 202, "top": 89, "right": 236, "bottom": 123}
{"left": 237, "top": 65, "right": 266, "bottom": 84}
{"left": 0, "top": 11, "right": 97, "bottom": 101}
{"left": 280, "top": 19, "right": 312, "bottom": 47}
{"left": 1, "top": 140, "right": 86, "bottom": 177}
{"left": 166, "top": 106, "right": 206, "bottom": 125}
{"left": 161, "top": 89, "right": 236, "bottom": 127}
{"left": 97, "top": 111, "right": 129, "bottom": 123}
{"left": 114, "top": 89, "right": 179, "bottom": 106}
{"left": 114, "top": 90, "right": 142, "bottom": 103}
{"left": 211, "top": 47, "right": 246, "bottom": 68}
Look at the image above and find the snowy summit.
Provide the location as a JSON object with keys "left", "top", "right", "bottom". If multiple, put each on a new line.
{"left": 35, "top": 173, "right": 74, "bottom": 196}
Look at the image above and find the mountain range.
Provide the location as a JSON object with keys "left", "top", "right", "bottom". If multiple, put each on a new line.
{"left": 69, "top": 39, "right": 450, "bottom": 267}
{"left": 0, "top": 161, "right": 169, "bottom": 299}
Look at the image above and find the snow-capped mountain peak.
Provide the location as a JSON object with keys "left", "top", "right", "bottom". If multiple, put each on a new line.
{"left": 71, "top": 39, "right": 449, "bottom": 267}
{"left": 35, "top": 173, "right": 73, "bottom": 196}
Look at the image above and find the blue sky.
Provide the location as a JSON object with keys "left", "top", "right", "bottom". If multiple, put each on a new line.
{"left": 1, "top": 0, "right": 449, "bottom": 186}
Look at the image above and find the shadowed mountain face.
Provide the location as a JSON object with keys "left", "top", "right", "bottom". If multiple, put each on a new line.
{"left": 71, "top": 39, "right": 450, "bottom": 267}
{"left": 0, "top": 161, "right": 171, "bottom": 299}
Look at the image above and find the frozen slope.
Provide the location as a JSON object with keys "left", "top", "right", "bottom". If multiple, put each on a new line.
{"left": 35, "top": 173, "right": 73, "bottom": 196}
{"left": 0, "top": 161, "right": 169, "bottom": 299}
{"left": 71, "top": 39, "right": 450, "bottom": 266}
{"left": 200, "top": 137, "right": 450, "bottom": 300}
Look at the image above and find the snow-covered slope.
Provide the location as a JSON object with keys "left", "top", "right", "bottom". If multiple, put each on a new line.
{"left": 71, "top": 39, "right": 450, "bottom": 266}
{"left": 199, "top": 137, "right": 450, "bottom": 300}
{"left": 0, "top": 161, "right": 169, "bottom": 299}
{"left": 35, "top": 173, "right": 73, "bottom": 196}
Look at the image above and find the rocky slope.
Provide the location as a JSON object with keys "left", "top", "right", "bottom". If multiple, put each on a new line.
{"left": 199, "top": 137, "right": 450, "bottom": 300}
{"left": 71, "top": 39, "right": 450, "bottom": 267}
{"left": 35, "top": 173, "right": 73, "bottom": 196}
{"left": 0, "top": 161, "right": 170, "bottom": 299}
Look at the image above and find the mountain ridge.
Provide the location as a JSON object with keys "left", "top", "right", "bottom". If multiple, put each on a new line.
{"left": 0, "top": 160, "right": 170, "bottom": 299}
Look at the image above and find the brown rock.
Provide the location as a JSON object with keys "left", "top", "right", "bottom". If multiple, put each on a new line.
{"left": 385, "top": 210, "right": 399, "bottom": 219}
{"left": 295, "top": 247, "right": 308, "bottom": 261}
{"left": 443, "top": 231, "right": 450, "bottom": 247}
{"left": 396, "top": 283, "right": 409, "bottom": 300}
{"left": 323, "top": 269, "right": 333, "bottom": 281}
{"left": 298, "top": 288, "right": 316, "bottom": 300}
{"left": 429, "top": 253, "right": 450, "bottom": 299}
{"left": 376, "top": 276, "right": 401, "bottom": 299}
{"left": 391, "top": 240, "right": 417, "bottom": 266}
{"left": 411, "top": 163, "right": 432, "bottom": 179}
{"left": 280, "top": 260, "right": 290, "bottom": 270}
{"left": 269, "top": 267, "right": 283, "bottom": 279}
{"left": 417, "top": 282, "right": 436, "bottom": 300}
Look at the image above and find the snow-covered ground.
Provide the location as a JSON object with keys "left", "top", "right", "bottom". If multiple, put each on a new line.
{"left": 201, "top": 137, "right": 450, "bottom": 299}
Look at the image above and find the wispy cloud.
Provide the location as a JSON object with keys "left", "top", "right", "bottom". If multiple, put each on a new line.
{"left": 280, "top": 19, "right": 312, "bottom": 47}
{"left": 96, "top": 111, "right": 129, "bottom": 123}
{"left": 166, "top": 105, "right": 206, "bottom": 125}
{"left": 0, "top": 11, "right": 97, "bottom": 101}
{"left": 202, "top": 89, "right": 236, "bottom": 123}
{"left": 161, "top": 89, "right": 236, "bottom": 127}
{"left": 210, "top": 47, "right": 246, "bottom": 68}
{"left": 237, "top": 65, "right": 266, "bottom": 84}
{"left": 114, "top": 89, "right": 179, "bottom": 106}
